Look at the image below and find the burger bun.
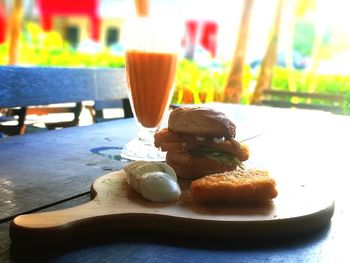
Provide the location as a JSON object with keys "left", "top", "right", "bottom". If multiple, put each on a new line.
{"left": 168, "top": 107, "right": 236, "bottom": 138}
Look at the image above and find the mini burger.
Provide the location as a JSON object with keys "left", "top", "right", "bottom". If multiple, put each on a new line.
{"left": 154, "top": 106, "right": 249, "bottom": 179}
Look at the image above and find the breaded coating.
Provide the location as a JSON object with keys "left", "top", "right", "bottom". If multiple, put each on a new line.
{"left": 190, "top": 169, "right": 278, "bottom": 204}
{"left": 154, "top": 128, "right": 250, "bottom": 161}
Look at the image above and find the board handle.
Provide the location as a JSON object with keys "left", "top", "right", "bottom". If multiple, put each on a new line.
{"left": 10, "top": 201, "right": 105, "bottom": 245}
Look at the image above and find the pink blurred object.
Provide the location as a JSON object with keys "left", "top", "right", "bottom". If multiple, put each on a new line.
{"left": 36, "top": 0, "right": 101, "bottom": 41}
{"left": 0, "top": 1, "right": 6, "bottom": 44}
{"left": 184, "top": 19, "right": 218, "bottom": 59}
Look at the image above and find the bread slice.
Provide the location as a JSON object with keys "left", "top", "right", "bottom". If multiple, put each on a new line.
{"left": 190, "top": 169, "right": 278, "bottom": 204}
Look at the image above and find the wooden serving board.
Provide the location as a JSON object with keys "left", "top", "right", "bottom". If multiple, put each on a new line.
{"left": 10, "top": 170, "right": 334, "bottom": 244}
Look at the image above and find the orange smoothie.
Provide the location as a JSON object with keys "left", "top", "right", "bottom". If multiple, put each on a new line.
{"left": 126, "top": 50, "right": 178, "bottom": 128}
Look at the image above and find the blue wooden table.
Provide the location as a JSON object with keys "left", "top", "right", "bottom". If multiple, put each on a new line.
{"left": 0, "top": 103, "right": 349, "bottom": 262}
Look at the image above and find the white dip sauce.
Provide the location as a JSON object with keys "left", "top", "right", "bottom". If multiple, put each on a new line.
{"left": 123, "top": 161, "right": 181, "bottom": 202}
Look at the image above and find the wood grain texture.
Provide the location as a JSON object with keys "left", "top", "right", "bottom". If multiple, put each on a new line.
{"left": 1, "top": 104, "right": 350, "bottom": 262}
{"left": 2, "top": 218, "right": 337, "bottom": 263}
{"left": 1, "top": 194, "right": 91, "bottom": 262}
{"left": 0, "top": 118, "right": 136, "bottom": 221}
{"left": 0, "top": 66, "right": 128, "bottom": 108}
{"left": 0, "top": 104, "right": 270, "bottom": 222}
{"left": 0, "top": 103, "right": 334, "bottom": 222}
{"left": 10, "top": 169, "right": 334, "bottom": 245}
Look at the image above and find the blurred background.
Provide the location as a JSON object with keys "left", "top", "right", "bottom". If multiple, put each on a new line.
{"left": 0, "top": 0, "right": 350, "bottom": 112}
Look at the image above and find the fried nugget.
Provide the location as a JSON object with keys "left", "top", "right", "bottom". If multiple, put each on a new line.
{"left": 190, "top": 169, "right": 278, "bottom": 204}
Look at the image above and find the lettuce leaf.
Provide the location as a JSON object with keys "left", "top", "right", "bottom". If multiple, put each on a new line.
{"left": 189, "top": 147, "right": 245, "bottom": 169}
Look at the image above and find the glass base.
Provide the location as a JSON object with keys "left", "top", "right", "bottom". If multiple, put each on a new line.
{"left": 121, "top": 137, "right": 166, "bottom": 162}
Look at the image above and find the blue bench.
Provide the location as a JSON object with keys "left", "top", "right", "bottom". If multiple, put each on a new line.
{"left": 0, "top": 66, "right": 129, "bottom": 136}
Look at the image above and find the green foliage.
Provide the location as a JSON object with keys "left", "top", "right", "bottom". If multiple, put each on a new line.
{"left": 1, "top": 22, "right": 349, "bottom": 113}
{"left": 0, "top": 43, "right": 8, "bottom": 64}
{"left": 295, "top": 0, "right": 317, "bottom": 17}
{"left": 273, "top": 67, "right": 350, "bottom": 93}
{"left": 293, "top": 20, "right": 315, "bottom": 56}
{"left": 0, "top": 23, "right": 125, "bottom": 67}
{"left": 173, "top": 59, "right": 252, "bottom": 105}
{"left": 173, "top": 60, "right": 227, "bottom": 104}
{"left": 272, "top": 66, "right": 350, "bottom": 113}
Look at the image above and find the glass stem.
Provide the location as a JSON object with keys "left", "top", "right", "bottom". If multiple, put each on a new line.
{"left": 137, "top": 127, "right": 157, "bottom": 145}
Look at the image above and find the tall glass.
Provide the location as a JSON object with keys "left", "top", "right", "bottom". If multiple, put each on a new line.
{"left": 121, "top": 17, "right": 180, "bottom": 161}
